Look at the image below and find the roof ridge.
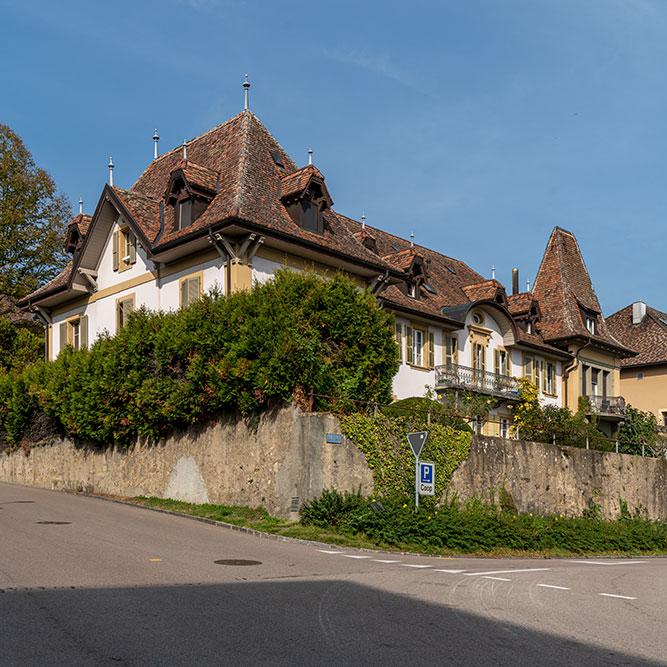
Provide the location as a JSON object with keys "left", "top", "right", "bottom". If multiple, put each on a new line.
{"left": 233, "top": 111, "right": 253, "bottom": 217}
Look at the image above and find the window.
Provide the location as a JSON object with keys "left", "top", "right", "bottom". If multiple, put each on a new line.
{"left": 407, "top": 282, "right": 416, "bottom": 298}
{"left": 405, "top": 325, "right": 432, "bottom": 368}
{"left": 113, "top": 227, "right": 137, "bottom": 272}
{"left": 523, "top": 354, "right": 534, "bottom": 383}
{"left": 178, "top": 198, "right": 193, "bottom": 230}
{"left": 472, "top": 415, "right": 483, "bottom": 435}
{"left": 116, "top": 295, "right": 135, "bottom": 332}
{"left": 180, "top": 273, "right": 202, "bottom": 308}
{"left": 59, "top": 316, "right": 88, "bottom": 352}
{"left": 637, "top": 372, "right": 644, "bottom": 380}
{"left": 525, "top": 322, "right": 533, "bottom": 335}
{"left": 444, "top": 334, "right": 458, "bottom": 366}
{"left": 472, "top": 311, "right": 484, "bottom": 325}
{"left": 662, "top": 412, "right": 667, "bottom": 428}
{"left": 590, "top": 368, "right": 599, "bottom": 396}
{"left": 586, "top": 317, "right": 596, "bottom": 335}
{"left": 499, "top": 417, "right": 510, "bottom": 439}
{"left": 494, "top": 349, "right": 510, "bottom": 377}
{"left": 543, "top": 362, "right": 556, "bottom": 395}
{"left": 394, "top": 323, "right": 403, "bottom": 363}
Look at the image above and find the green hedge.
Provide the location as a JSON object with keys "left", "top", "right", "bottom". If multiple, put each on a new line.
{"left": 0, "top": 271, "right": 398, "bottom": 447}
{"left": 300, "top": 491, "right": 667, "bottom": 555}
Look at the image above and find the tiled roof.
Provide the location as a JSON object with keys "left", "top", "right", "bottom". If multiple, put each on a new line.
{"left": 166, "top": 159, "right": 220, "bottom": 194}
{"left": 19, "top": 260, "right": 73, "bottom": 303}
{"left": 280, "top": 164, "right": 326, "bottom": 199}
{"left": 0, "top": 295, "right": 33, "bottom": 324}
{"left": 607, "top": 304, "right": 664, "bottom": 367}
{"left": 112, "top": 188, "right": 162, "bottom": 243}
{"left": 382, "top": 247, "right": 420, "bottom": 273}
{"left": 462, "top": 279, "right": 505, "bottom": 303}
{"left": 532, "top": 227, "right": 631, "bottom": 353}
{"left": 507, "top": 292, "right": 534, "bottom": 315}
{"left": 67, "top": 214, "right": 92, "bottom": 236}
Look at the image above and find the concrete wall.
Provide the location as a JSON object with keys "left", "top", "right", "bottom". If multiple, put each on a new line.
{"left": 3, "top": 409, "right": 667, "bottom": 522}
{"left": 448, "top": 435, "right": 667, "bottom": 521}
{"left": 0, "top": 406, "right": 373, "bottom": 519}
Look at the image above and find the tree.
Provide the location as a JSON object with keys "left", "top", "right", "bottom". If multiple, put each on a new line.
{"left": 0, "top": 123, "right": 71, "bottom": 299}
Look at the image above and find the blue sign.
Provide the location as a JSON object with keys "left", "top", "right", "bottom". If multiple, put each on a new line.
{"left": 419, "top": 461, "right": 435, "bottom": 496}
{"left": 326, "top": 433, "right": 343, "bottom": 444}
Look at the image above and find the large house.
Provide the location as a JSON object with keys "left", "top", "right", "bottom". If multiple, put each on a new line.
{"left": 19, "top": 95, "right": 625, "bottom": 437}
{"left": 607, "top": 302, "right": 667, "bottom": 427}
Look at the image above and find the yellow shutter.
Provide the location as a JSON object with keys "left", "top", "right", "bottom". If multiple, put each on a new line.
{"left": 406, "top": 326, "right": 413, "bottom": 364}
{"left": 112, "top": 231, "right": 119, "bottom": 271}
{"left": 395, "top": 323, "right": 402, "bottom": 362}
{"left": 524, "top": 355, "right": 533, "bottom": 382}
{"left": 80, "top": 315, "right": 88, "bottom": 349}
{"left": 59, "top": 322, "right": 67, "bottom": 351}
{"left": 129, "top": 232, "right": 137, "bottom": 264}
{"left": 428, "top": 331, "right": 434, "bottom": 369}
{"left": 188, "top": 276, "right": 201, "bottom": 305}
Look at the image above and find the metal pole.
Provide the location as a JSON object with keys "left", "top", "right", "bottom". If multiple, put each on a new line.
{"left": 615, "top": 440, "right": 619, "bottom": 454}
{"left": 553, "top": 433, "right": 556, "bottom": 445}
{"left": 415, "top": 455, "right": 419, "bottom": 509}
{"left": 586, "top": 437, "right": 589, "bottom": 450}
{"left": 427, "top": 411, "right": 431, "bottom": 425}
{"left": 642, "top": 444, "right": 645, "bottom": 457}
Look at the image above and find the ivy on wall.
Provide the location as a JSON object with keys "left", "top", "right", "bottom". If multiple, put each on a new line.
{"left": 341, "top": 413, "right": 471, "bottom": 507}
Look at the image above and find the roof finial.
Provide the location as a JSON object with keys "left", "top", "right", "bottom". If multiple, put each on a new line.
{"left": 410, "top": 231, "right": 414, "bottom": 248}
{"left": 361, "top": 213, "right": 366, "bottom": 230}
{"left": 153, "top": 129, "right": 159, "bottom": 160}
{"left": 526, "top": 279, "right": 531, "bottom": 292}
{"left": 243, "top": 74, "right": 250, "bottom": 110}
{"left": 492, "top": 266, "right": 495, "bottom": 279}
{"left": 108, "top": 157, "right": 114, "bottom": 186}
{"left": 308, "top": 148, "right": 313, "bottom": 165}
{"left": 183, "top": 140, "right": 187, "bottom": 160}
{"left": 79, "top": 197, "right": 83, "bottom": 215}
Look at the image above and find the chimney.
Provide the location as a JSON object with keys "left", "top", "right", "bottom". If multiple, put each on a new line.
{"left": 512, "top": 268, "right": 519, "bottom": 295}
{"left": 632, "top": 301, "right": 646, "bottom": 325}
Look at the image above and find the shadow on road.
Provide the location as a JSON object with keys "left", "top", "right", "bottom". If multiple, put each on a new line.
{"left": 2, "top": 579, "right": 660, "bottom": 666}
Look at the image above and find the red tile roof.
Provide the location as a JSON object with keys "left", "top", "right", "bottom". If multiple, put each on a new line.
{"left": 280, "top": 164, "right": 327, "bottom": 200}
{"left": 532, "top": 227, "right": 631, "bottom": 354}
{"left": 507, "top": 292, "right": 534, "bottom": 315}
{"left": 607, "top": 304, "right": 663, "bottom": 367}
{"left": 170, "top": 159, "right": 220, "bottom": 193}
{"left": 67, "top": 214, "right": 92, "bottom": 236}
{"left": 462, "top": 279, "right": 505, "bottom": 303}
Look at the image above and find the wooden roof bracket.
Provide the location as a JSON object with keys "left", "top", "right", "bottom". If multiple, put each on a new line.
{"left": 78, "top": 267, "right": 98, "bottom": 292}
{"left": 246, "top": 235, "right": 265, "bottom": 267}
{"left": 368, "top": 270, "right": 390, "bottom": 295}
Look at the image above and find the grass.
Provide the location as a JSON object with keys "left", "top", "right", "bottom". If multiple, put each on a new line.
{"left": 114, "top": 495, "right": 667, "bottom": 559}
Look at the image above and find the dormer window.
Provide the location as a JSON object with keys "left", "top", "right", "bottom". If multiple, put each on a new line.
{"left": 525, "top": 321, "right": 533, "bottom": 335}
{"left": 165, "top": 161, "right": 218, "bottom": 232}
{"left": 407, "top": 282, "right": 416, "bottom": 298}
{"left": 177, "top": 197, "right": 193, "bottom": 230}
{"left": 586, "top": 317, "right": 596, "bottom": 335}
{"left": 280, "top": 165, "right": 333, "bottom": 236}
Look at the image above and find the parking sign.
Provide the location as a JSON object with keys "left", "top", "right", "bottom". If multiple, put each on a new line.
{"left": 419, "top": 461, "right": 435, "bottom": 496}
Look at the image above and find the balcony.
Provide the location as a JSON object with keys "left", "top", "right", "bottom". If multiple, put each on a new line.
{"left": 435, "top": 363, "right": 520, "bottom": 401}
{"left": 586, "top": 395, "right": 626, "bottom": 419}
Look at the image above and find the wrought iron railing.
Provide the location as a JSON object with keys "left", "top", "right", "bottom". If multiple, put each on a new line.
{"left": 435, "top": 363, "right": 519, "bottom": 400}
{"left": 586, "top": 395, "right": 626, "bottom": 417}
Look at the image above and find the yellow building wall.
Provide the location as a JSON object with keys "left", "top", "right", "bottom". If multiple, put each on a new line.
{"left": 563, "top": 345, "right": 622, "bottom": 411}
{"left": 619, "top": 365, "right": 667, "bottom": 424}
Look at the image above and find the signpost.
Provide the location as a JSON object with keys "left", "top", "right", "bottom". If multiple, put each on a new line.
{"left": 406, "top": 431, "right": 430, "bottom": 508}
{"left": 419, "top": 461, "right": 435, "bottom": 496}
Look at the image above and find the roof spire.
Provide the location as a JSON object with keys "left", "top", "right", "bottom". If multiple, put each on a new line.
{"left": 410, "top": 231, "right": 414, "bottom": 248}
{"left": 79, "top": 197, "right": 83, "bottom": 214}
{"left": 361, "top": 213, "right": 366, "bottom": 230}
{"left": 108, "top": 157, "right": 114, "bottom": 186}
{"left": 308, "top": 148, "right": 313, "bottom": 165}
{"left": 492, "top": 265, "right": 496, "bottom": 279}
{"left": 243, "top": 74, "right": 250, "bottom": 110}
{"left": 183, "top": 140, "right": 187, "bottom": 160}
{"left": 153, "top": 129, "right": 159, "bottom": 159}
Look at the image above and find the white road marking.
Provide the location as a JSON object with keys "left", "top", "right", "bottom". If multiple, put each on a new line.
{"left": 537, "top": 584, "right": 570, "bottom": 590}
{"left": 435, "top": 569, "right": 465, "bottom": 574}
{"left": 599, "top": 593, "right": 637, "bottom": 600}
{"left": 401, "top": 564, "right": 432, "bottom": 569}
{"left": 343, "top": 555, "right": 371, "bottom": 559}
{"left": 571, "top": 560, "right": 646, "bottom": 566}
{"left": 316, "top": 550, "right": 341, "bottom": 554}
{"left": 483, "top": 576, "right": 511, "bottom": 581}
{"left": 463, "top": 568, "right": 550, "bottom": 577}
{"left": 373, "top": 559, "right": 401, "bottom": 563}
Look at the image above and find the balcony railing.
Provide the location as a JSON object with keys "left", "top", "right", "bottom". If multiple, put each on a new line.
{"left": 435, "top": 363, "right": 519, "bottom": 400}
{"left": 586, "top": 395, "right": 626, "bottom": 417}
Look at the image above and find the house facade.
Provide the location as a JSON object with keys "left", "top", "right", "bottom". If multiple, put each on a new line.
{"left": 607, "top": 302, "right": 667, "bottom": 427}
{"left": 20, "top": 104, "right": 609, "bottom": 437}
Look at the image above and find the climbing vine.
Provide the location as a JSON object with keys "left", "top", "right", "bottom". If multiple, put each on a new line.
{"left": 341, "top": 412, "right": 471, "bottom": 507}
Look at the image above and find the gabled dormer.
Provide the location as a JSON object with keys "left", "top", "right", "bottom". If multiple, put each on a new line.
{"left": 64, "top": 214, "right": 92, "bottom": 255}
{"left": 382, "top": 248, "right": 428, "bottom": 300}
{"left": 165, "top": 160, "right": 219, "bottom": 231}
{"left": 462, "top": 279, "right": 508, "bottom": 307}
{"left": 280, "top": 165, "right": 333, "bottom": 235}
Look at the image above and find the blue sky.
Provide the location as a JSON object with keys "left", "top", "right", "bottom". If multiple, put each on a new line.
{"left": 1, "top": 0, "right": 666, "bottom": 315}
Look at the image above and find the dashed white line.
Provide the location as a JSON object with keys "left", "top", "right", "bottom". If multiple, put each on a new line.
{"left": 401, "top": 564, "right": 432, "bottom": 569}
{"left": 537, "top": 584, "right": 570, "bottom": 590}
{"left": 316, "top": 550, "right": 341, "bottom": 554}
{"left": 373, "top": 559, "right": 401, "bottom": 563}
{"left": 463, "top": 568, "right": 551, "bottom": 577}
{"left": 599, "top": 593, "right": 637, "bottom": 600}
{"left": 343, "top": 555, "right": 371, "bottom": 559}
{"left": 483, "top": 576, "right": 511, "bottom": 581}
{"left": 571, "top": 561, "right": 646, "bottom": 566}
{"left": 435, "top": 569, "right": 465, "bottom": 574}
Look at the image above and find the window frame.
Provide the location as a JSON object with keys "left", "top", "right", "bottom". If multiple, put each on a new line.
{"left": 115, "top": 293, "right": 136, "bottom": 332}
{"left": 179, "top": 271, "right": 203, "bottom": 309}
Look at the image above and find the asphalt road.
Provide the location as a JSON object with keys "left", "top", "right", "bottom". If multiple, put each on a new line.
{"left": 1, "top": 481, "right": 666, "bottom": 666}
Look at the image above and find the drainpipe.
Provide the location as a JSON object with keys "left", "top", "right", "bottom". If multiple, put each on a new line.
{"left": 562, "top": 338, "right": 592, "bottom": 411}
